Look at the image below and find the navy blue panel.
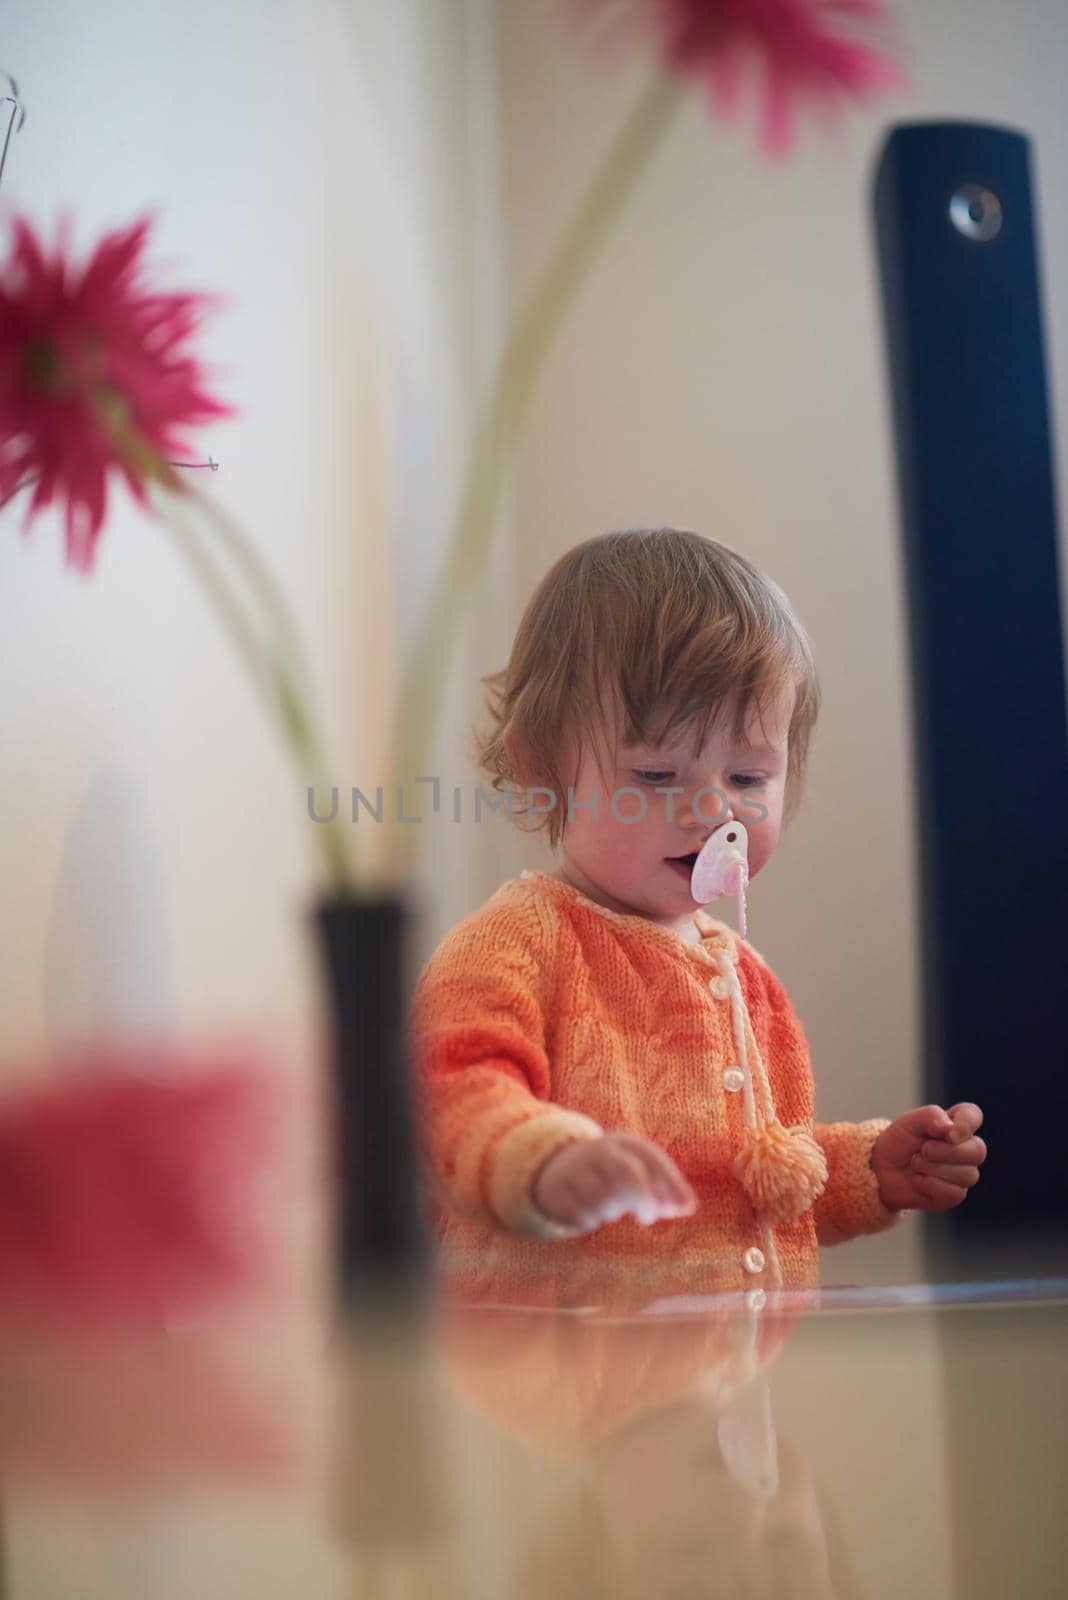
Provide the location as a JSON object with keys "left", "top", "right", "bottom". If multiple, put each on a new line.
{"left": 872, "top": 122, "right": 1068, "bottom": 1240}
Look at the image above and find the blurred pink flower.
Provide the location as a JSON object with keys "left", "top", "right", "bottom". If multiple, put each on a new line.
{"left": 0, "top": 1316, "right": 308, "bottom": 1492}
{"left": 0, "top": 1038, "right": 298, "bottom": 1324}
{"left": 576, "top": 0, "right": 905, "bottom": 152}
{"left": 0, "top": 213, "right": 230, "bottom": 571}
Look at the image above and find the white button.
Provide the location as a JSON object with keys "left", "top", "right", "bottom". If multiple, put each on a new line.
{"left": 723, "top": 1067, "right": 744, "bottom": 1092}
{"left": 746, "top": 1289, "right": 767, "bottom": 1312}
{"left": 709, "top": 975, "right": 732, "bottom": 999}
{"left": 743, "top": 1247, "right": 765, "bottom": 1274}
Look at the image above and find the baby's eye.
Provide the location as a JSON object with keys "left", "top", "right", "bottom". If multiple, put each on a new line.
{"left": 632, "top": 769, "right": 676, "bottom": 785}
{"left": 730, "top": 774, "right": 765, "bottom": 790}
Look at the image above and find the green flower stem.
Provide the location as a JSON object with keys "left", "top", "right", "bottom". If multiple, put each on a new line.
{"left": 155, "top": 483, "right": 357, "bottom": 892}
{"left": 184, "top": 481, "right": 310, "bottom": 691}
{"left": 388, "top": 73, "right": 682, "bottom": 878}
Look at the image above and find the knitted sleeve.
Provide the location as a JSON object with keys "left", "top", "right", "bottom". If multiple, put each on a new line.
{"left": 735, "top": 940, "right": 900, "bottom": 1246}
{"left": 812, "top": 1119, "right": 900, "bottom": 1245}
{"left": 408, "top": 899, "right": 604, "bottom": 1238}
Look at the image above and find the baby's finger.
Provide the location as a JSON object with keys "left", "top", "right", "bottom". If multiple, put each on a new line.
{"left": 608, "top": 1133, "right": 690, "bottom": 1201}
{"left": 911, "top": 1172, "right": 969, "bottom": 1212}
{"left": 618, "top": 1135, "right": 696, "bottom": 1211}
{"left": 555, "top": 1175, "right": 611, "bottom": 1230}
{"left": 944, "top": 1102, "right": 983, "bottom": 1143}
{"left": 921, "top": 1135, "right": 987, "bottom": 1166}
{"left": 640, "top": 1154, "right": 697, "bottom": 1213}
{"left": 545, "top": 1187, "right": 598, "bottom": 1233}
{"left": 894, "top": 1104, "right": 955, "bottom": 1143}
{"left": 579, "top": 1154, "right": 653, "bottom": 1223}
{"left": 592, "top": 1144, "right": 652, "bottom": 1193}
{"left": 912, "top": 1155, "right": 980, "bottom": 1188}
{"left": 597, "top": 1148, "right": 665, "bottom": 1224}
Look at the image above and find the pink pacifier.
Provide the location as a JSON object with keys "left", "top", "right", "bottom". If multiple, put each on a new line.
{"left": 690, "top": 820, "right": 749, "bottom": 938}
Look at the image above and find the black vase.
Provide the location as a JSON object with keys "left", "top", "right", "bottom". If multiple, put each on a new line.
{"left": 312, "top": 893, "right": 429, "bottom": 1309}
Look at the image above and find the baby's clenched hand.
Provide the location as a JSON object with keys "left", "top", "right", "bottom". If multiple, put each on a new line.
{"left": 531, "top": 1132, "right": 698, "bottom": 1235}
{"left": 871, "top": 1102, "right": 987, "bottom": 1213}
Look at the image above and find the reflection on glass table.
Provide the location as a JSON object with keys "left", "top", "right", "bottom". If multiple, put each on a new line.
{"left": 2, "top": 1252, "right": 1065, "bottom": 1600}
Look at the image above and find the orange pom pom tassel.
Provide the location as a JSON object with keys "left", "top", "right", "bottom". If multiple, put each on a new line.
{"left": 733, "top": 1121, "right": 828, "bottom": 1223}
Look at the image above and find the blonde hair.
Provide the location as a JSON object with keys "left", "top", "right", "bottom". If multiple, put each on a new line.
{"left": 475, "top": 528, "right": 820, "bottom": 848}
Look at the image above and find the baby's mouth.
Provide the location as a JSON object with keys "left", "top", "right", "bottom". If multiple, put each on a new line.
{"left": 667, "top": 851, "right": 699, "bottom": 876}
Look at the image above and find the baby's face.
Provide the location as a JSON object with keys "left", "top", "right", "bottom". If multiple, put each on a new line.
{"left": 556, "top": 687, "right": 792, "bottom": 937}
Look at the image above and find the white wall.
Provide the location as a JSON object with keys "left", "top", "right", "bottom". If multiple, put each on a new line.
{"left": 495, "top": 0, "right": 1068, "bottom": 1282}
{"left": 0, "top": 0, "right": 508, "bottom": 1074}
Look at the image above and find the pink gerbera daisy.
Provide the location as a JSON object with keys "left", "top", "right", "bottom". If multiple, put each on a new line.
{"left": 576, "top": 0, "right": 905, "bottom": 153}
{"left": 0, "top": 1039, "right": 296, "bottom": 1323}
{"left": 0, "top": 214, "right": 230, "bottom": 571}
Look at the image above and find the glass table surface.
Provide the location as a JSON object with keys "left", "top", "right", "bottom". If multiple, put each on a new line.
{"left": 2, "top": 1272, "right": 1065, "bottom": 1599}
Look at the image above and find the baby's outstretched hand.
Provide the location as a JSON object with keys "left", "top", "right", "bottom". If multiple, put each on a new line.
{"left": 531, "top": 1132, "right": 698, "bottom": 1235}
{"left": 871, "top": 1102, "right": 987, "bottom": 1213}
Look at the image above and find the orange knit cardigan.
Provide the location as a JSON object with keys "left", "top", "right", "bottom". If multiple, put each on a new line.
{"left": 409, "top": 870, "right": 899, "bottom": 1306}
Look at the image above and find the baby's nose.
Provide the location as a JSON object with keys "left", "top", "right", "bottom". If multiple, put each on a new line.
{"left": 682, "top": 795, "right": 735, "bottom": 829}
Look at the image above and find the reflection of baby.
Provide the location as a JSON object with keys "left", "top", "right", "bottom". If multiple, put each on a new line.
{"left": 509, "top": 1375, "right": 856, "bottom": 1600}
{"left": 411, "top": 529, "right": 986, "bottom": 1306}
{"left": 434, "top": 1282, "right": 796, "bottom": 1458}
{"left": 584, "top": 1382, "right": 857, "bottom": 1600}
{"left": 433, "top": 1251, "right": 848, "bottom": 1597}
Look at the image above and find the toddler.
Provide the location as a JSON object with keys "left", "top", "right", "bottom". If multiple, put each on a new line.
{"left": 409, "top": 528, "right": 986, "bottom": 1302}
